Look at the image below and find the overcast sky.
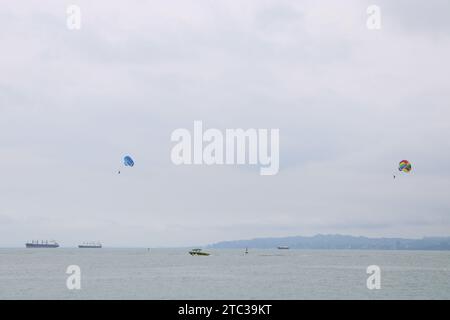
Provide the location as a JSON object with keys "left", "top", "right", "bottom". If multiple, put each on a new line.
{"left": 1, "top": 0, "right": 450, "bottom": 247}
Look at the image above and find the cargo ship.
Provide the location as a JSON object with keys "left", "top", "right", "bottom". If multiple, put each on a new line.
{"left": 78, "top": 241, "right": 102, "bottom": 248}
{"left": 277, "top": 246, "right": 289, "bottom": 249}
{"left": 25, "top": 240, "right": 59, "bottom": 248}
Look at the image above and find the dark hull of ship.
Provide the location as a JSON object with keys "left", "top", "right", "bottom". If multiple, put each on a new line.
{"left": 26, "top": 243, "right": 59, "bottom": 248}
{"left": 78, "top": 245, "right": 102, "bottom": 248}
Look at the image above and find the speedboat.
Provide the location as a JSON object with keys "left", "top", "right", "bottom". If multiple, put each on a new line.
{"left": 189, "top": 248, "right": 210, "bottom": 256}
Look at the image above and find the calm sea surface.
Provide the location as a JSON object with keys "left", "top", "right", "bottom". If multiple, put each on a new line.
{"left": 0, "top": 249, "right": 449, "bottom": 299}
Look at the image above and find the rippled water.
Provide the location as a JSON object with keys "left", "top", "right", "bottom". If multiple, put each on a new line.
{"left": 0, "top": 248, "right": 449, "bottom": 299}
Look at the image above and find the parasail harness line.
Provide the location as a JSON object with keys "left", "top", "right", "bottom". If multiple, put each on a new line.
{"left": 118, "top": 155, "right": 135, "bottom": 174}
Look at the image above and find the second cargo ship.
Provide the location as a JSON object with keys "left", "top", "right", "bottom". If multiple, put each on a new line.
{"left": 78, "top": 241, "right": 102, "bottom": 248}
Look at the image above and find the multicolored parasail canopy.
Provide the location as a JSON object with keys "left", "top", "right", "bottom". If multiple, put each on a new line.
{"left": 398, "top": 160, "right": 411, "bottom": 173}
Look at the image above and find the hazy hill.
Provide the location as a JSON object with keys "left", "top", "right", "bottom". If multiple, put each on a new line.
{"left": 208, "top": 234, "right": 450, "bottom": 250}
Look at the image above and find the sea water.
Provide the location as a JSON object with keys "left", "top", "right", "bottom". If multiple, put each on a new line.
{"left": 0, "top": 248, "right": 449, "bottom": 299}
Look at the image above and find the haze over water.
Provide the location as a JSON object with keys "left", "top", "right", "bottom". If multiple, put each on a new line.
{"left": 0, "top": 249, "right": 449, "bottom": 299}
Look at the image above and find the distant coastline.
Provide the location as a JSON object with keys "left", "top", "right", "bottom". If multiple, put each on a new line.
{"left": 2, "top": 235, "right": 450, "bottom": 250}
{"left": 208, "top": 234, "right": 450, "bottom": 250}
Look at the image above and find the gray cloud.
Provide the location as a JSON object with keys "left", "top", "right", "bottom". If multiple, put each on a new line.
{"left": 1, "top": 0, "right": 449, "bottom": 247}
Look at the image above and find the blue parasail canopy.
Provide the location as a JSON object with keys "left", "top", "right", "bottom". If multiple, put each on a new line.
{"left": 123, "top": 156, "right": 134, "bottom": 167}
